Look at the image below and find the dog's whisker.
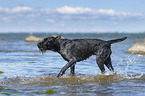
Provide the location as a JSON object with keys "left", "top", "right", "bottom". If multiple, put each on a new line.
{"left": 39, "top": 50, "right": 43, "bottom": 54}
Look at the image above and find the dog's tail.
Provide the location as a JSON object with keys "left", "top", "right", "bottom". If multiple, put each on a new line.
{"left": 106, "top": 37, "right": 127, "bottom": 44}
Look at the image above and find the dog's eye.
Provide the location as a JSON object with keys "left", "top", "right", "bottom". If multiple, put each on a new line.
{"left": 44, "top": 38, "right": 47, "bottom": 41}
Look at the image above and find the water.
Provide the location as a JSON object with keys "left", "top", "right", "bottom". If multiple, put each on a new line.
{"left": 0, "top": 33, "right": 145, "bottom": 96}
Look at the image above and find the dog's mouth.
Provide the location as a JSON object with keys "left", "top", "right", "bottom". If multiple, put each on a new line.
{"left": 37, "top": 43, "right": 46, "bottom": 53}
{"left": 39, "top": 48, "right": 46, "bottom": 53}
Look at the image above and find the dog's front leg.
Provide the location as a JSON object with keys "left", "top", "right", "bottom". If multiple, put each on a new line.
{"left": 70, "top": 64, "right": 75, "bottom": 75}
{"left": 57, "top": 60, "right": 76, "bottom": 78}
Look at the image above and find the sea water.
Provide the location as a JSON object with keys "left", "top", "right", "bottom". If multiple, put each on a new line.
{"left": 0, "top": 33, "right": 145, "bottom": 96}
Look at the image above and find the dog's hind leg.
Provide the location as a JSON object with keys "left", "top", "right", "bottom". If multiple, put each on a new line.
{"left": 104, "top": 56, "right": 114, "bottom": 72}
{"left": 96, "top": 47, "right": 111, "bottom": 74}
{"left": 70, "top": 64, "right": 75, "bottom": 75}
{"left": 97, "top": 58, "right": 105, "bottom": 74}
{"left": 57, "top": 60, "right": 76, "bottom": 78}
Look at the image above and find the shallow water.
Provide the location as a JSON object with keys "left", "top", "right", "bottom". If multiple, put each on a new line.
{"left": 0, "top": 33, "right": 145, "bottom": 96}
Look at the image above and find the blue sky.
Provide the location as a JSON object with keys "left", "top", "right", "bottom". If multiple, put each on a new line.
{"left": 0, "top": 0, "right": 145, "bottom": 33}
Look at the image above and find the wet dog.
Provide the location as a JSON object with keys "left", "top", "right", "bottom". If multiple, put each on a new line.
{"left": 37, "top": 36, "right": 127, "bottom": 77}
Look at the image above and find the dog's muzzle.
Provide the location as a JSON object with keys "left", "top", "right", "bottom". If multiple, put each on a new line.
{"left": 37, "top": 43, "right": 45, "bottom": 53}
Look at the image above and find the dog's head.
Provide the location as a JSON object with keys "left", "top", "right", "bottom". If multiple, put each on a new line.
{"left": 37, "top": 36, "right": 61, "bottom": 53}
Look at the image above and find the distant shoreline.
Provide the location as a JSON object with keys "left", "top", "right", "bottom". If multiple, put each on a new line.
{"left": 0, "top": 31, "right": 145, "bottom": 34}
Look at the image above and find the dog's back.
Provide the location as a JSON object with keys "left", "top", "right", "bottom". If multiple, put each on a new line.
{"left": 58, "top": 37, "right": 127, "bottom": 62}
{"left": 58, "top": 39, "right": 105, "bottom": 61}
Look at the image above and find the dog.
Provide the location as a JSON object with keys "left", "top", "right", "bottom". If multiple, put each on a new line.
{"left": 37, "top": 36, "right": 127, "bottom": 77}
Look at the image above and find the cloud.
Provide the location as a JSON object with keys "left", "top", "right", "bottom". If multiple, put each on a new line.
{"left": 46, "top": 19, "right": 55, "bottom": 23}
{"left": 56, "top": 6, "right": 142, "bottom": 17}
{"left": 97, "top": 9, "right": 116, "bottom": 15}
{"left": 0, "top": 6, "right": 32, "bottom": 13}
{"left": 95, "top": 9, "right": 143, "bottom": 21}
{"left": 1, "top": 17, "right": 12, "bottom": 23}
{"left": 56, "top": 6, "right": 143, "bottom": 21}
{"left": 0, "top": 6, "right": 144, "bottom": 27}
{"left": 56, "top": 6, "right": 92, "bottom": 14}
{"left": 26, "top": 14, "right": 36, "bottom": 18}
{"left": 0, "top": 6, "right": 143, "bottom": 20}
{"left": 11, "top": 6, "right": 32, "bottom": 13}
{"left": 96, "top": 9, "right": 142, "bottom": 19}
{"left": 0, "top": 6, "right": 9, "bottom": 12}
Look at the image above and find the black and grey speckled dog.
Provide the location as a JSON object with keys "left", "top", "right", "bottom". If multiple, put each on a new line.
{"left": 37, "top": 36, "right": 127, "bottom": 77}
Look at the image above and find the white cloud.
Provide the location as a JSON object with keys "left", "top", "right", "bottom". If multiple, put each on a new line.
{"left": 97, "top": 9, "right": 116, "bottom": 15}
{"left": 26, "top": 14, "right": 36, "bottom": 18}
{"left": 0, "top": 6, "right": 143, "bottom": 20}
{"left": 0, "top": 6, "right": 32, "bottom": 13}
{"left": 56, "top": 22, "right": 65, "bottom": 26}
{"left": 97, "top": 9, "right": 142, "bottom": 18}
{"left": 56, "top": 6, "right": 143, "bottom": 21}
{"left": 1, "top": 17, "right": 12, "bottom": 23}
{"left": 56, "top": 6, "right": 92, "bottom": 14}
{"left": 11, "top": 6, "right": 32, "bottom": 13}
{"left": 0, "top": 6, "right": 144, "bottom": 28}
{"left": 56, "top": 6, "right": 142, "bottom": 17}
{"left": 46, "top": 19, "right": 55, "bottom": 23}
{"left": 0, "top": 6, "right": 9, "bottom": 12}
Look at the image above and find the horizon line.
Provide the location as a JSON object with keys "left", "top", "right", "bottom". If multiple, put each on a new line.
{"left": 0, "top": 31, "right": 145, "bottom": 34}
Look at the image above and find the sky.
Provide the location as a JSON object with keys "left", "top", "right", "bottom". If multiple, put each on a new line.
{"left": 0, "top": 0, "right": 145, "bottom": 33}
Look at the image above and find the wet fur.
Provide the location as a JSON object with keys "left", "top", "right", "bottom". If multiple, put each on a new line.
{"left": 37, "top": 36, "right": 127, "bottom": 77}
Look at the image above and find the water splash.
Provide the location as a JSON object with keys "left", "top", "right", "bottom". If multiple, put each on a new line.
{"left": 125, "top": 72, "right": 144, "bottom": 79}
{"left": 0, "top": 72, "right": 144, "bottom": 96}
{"left": 1, "top": 71, "right": 144, "bottom": 86}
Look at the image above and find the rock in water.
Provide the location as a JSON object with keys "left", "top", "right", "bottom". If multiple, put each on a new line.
{"left": 45, "top": 89, "right": 56, "bottom": 94}
{"left": 52, "top": 35, "right": 65, "bottom": 39}
{"left": 0, "top": 71, "right": 4, "bottom": 74}
{"left": 25, "top": 35, "right": 44, "bottom": 42}
{"left": 126, "top": 38, "right": 145, "bottom": 55}
{"left": 25, "top": 35, "right": 65, "bottom": 42}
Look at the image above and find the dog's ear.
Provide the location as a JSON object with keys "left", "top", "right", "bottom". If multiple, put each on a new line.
{"left": 56, "top": 35, "right": 61, "bottom": 40}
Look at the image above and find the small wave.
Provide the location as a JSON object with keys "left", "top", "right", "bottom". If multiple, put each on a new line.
{"left": 0, "top": 50, "right": 38, "bottom": 53}
{"left": 1, "top": 72, "right": 144, "bottom": 86}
